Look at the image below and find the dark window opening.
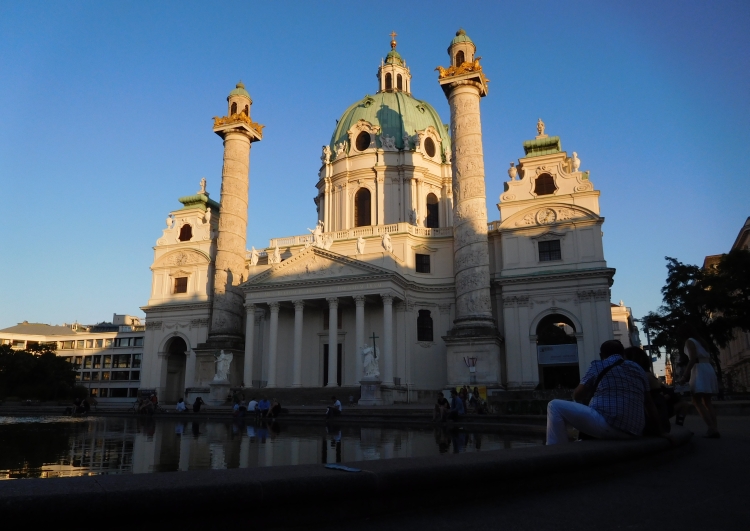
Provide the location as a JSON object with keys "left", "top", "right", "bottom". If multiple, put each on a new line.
{"left": 178, "top": 224, "right": 192, "bottom": 241}
{"left": 425, "top": 193, "right": 439, "bottom": 228}
{"left": 424, "top": 137, "right": 436, "bottom": 158}
{"left": 355, "top": 131, "right": 370, "bottom": 151}
{"left": 174, "top": 277, "right": 188, "bottom": 294}
{"left": 242, "top": 105, "right": 249, "bottom": 115}
{"left": 231, "top": 102, "right": 237, "bottom": 115}
{"left": 416, "top": 253, "right": 431, "bottom": 273}
{"left": 534, "top": 173, "right": 556, "bottom": 195}
{"left": 417, "top": 310, "right": 433, "bottom": 341}
{"left": 538, "top": 240, "right": 562, "bottom": 262}
{"left": 385, "top": 73, "right": 392, "bottom": 91}
{"left": 455, "top": 50, "right": 465, "bottom": 66}
{"left": 397, "top": 74, "right": 403, "bottom": 90}
{"left": 110, "top": 388, "right": 128, "bottom": 398}
{"left": 354, "top": 188, "right": 371, "bottom": 227}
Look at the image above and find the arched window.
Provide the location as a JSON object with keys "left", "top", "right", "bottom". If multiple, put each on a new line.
{"left": 242, "top": 105, "right": 249, "bottom": 115}
{"left": 425, "top": 193, "right": 439, "bottom": 228}
{"left": 178, "top": 224, "right": 192, "bottom": 242}
{"left": 385, "top": 73, "right": 392, "bottom": 91}
{"left": 534, "top": 173, "right": 557, "bottom": 195}
{"left": 230, "top": 102, "right": 237, "bottom": 115}
{"left": 397, "top": 74, "right": 403, "bottom": 91}
{"left": 417, "top": 310, "right": 433, "bottom": 341}
{"left": 536, "top": 313, "right": 579, "bottom": 390}
{"left": 455, "top": 50, "right": 465, "bottom": 66}
{"left": 354, "top": 188, "right": 371, "bottom": 227}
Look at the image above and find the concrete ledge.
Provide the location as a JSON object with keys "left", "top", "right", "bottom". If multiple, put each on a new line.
{"left": 0, "top": 427, "right": 692, "bottom": 526}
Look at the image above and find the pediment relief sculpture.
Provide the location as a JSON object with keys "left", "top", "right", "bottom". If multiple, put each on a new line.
{"left": 504, "top": 204, "right": 598, "bottom": 229}
{"left": 154, "top": 249, "right": 210, "bottom": 268}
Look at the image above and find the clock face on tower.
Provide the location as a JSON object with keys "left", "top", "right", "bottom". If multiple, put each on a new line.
{"left": 536, "top": 208, "right": 556, "bottom": 225}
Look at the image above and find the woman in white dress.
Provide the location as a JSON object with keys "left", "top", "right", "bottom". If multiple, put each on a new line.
{"left": 677, "top": 323, "right": 720, "bottom": 438}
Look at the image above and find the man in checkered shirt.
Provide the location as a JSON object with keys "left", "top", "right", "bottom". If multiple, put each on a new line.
{"left": 546, "top": 340, "right": 661, "bottom": 445}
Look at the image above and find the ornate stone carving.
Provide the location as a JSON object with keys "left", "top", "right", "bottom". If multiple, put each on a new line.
{"left": 146, "top": 320, "right": 163, "bottom": 330}
{"left": 537, "top": 118, "right": 545, "bottom": 136}
{"left": 508, "top": 162, "right": 517, "bottom": 181}
{"left": 190, "top": 318, "right": 210, "bottom": 328}
{"left": 503, "top": 295, "right": 530, "bottom": 307}
{"left": 159, "top": 250, "right": 208, "bottom": 267}
{"left": 213, "top": 350, "right": 233, "bottom": 382}
{"left": 361, "top": 344, "right": 380, "bottom": 378}
{"left": 212, "top": 113, "right": 264, "bottom": 137}
{"left": 293, "top": 300, "right": 305, "bottom": 311}
{"left": 307, "top": 220, "right": 325, "bottom": 248}
{"left": 571, "top": 152, "right": 581, "bottom": 172}
{"left": 379, "top": 134, "right": 397, "bottom": 151}
{"left": 576, "top": 289, "right": 610, "bottom": 301}
{"left": 166, "top": 214, "right": 174, "bottom": 229}
{"left": 327, "top": 297, "right": 339, "bottom": 309}
{"left": 356, "top": 236, "right": 366, "bottom": 255}
{"left": 321, "top": 145, "right": 332, "bottom": 164}
{"left": 268, "top": 245, "right": 281, "bottom": 264}
{"left": 381, "top": 232, "right": 393, "bottom": 252}
{"left": 335, "top": 141, "right": 347, "bottom": 159}
{"left": 536, "top": 208, "right": 557, "bottom": 225}
{"left": 249, "top": 246, "right": 259, "bottom": 266}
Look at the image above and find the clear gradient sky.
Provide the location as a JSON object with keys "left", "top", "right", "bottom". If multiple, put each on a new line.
{"left": 1, "top": 1, "right": 748, "bottom": 351}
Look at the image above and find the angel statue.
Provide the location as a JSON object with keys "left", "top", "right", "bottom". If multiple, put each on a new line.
{"left": 537, "top": 118, "right": 545, "bottom": 136}
{"left": 213, "top": 350, "right": 233, "bottom": 381}
{"left": 381, "top": 232, "right": 393, "bottom": 253}
{"left": 361, "top": 344, "right": 380, "bottom": 379}
{"left": 249, "top": 246, "right": 259, "bottom": 266}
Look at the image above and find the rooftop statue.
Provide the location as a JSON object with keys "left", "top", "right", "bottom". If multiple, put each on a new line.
{"left": 537, "top": 118, "right": 545, "bottom": 136}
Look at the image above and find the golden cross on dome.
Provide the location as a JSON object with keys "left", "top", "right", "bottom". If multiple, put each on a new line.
{"left": 390, "top": 31, "right": 397, "bottom": 49}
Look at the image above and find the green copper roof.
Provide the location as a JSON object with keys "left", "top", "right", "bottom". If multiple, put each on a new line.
{"left": 522, "top": 136, "right": 562, "bottom": 157}
{"left": 178, "top": 193, "right": 220, "bottom": 212}
{"left": 385, "top": 49, "right": 403, "bottom": 65}
{"left": 229, "top": 81, "right": 250, "bottom": 99}
{"left": 330, "top": 91, "right": 450, "bottom": 154}
{"left": 451, "top": 29, "right": 474, "bottom": 46}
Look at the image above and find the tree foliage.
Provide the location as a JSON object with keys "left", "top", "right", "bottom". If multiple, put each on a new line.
{"left": 0, "top": 343, "right": 77, "bottom": 400}
{"left": 643, "top": 249, "right": 750, "bottom": 384}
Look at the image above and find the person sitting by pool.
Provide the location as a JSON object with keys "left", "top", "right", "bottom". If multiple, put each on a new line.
{"left": 447, "top": 388, "right": 465, "bottom": 421}
{"left": 192, "top": 396, "right": 205, "bottom": 413}
{"left": 81, "top": 398, "right": 90, "bottom": 415}
{"left": 247, "top": 397, "right": 259, "bottom": 419}
{"left": 258, "top": 396, "right": 271, "bottom": 419}
{"left": 326, "top": 396, "right": 342, "bottom": 419}
{"left": 433, "top": 392, "right": 450, "bottom": 421}
{"left": 175, "top": 398, "right": 187, "bottom": 412}
{"left": 267, "top": 398, "right": 282, "bottom": 419}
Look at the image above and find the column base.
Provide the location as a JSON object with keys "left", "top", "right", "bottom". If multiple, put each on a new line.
{"left": 443, "top": 334, "right": 503, "bottom": 387}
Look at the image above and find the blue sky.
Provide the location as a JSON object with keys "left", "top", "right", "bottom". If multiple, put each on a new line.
{"left": 1, "top": 1, "right": 748, "bottom": 340}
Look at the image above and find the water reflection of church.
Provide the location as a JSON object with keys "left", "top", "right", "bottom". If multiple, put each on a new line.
{"left": 140, "top": 31, "right": 635, "bottom": 404}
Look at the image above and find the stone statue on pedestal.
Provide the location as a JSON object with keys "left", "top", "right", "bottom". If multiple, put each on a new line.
{"left": 356, "top": 236, "right": 366, "bottom": 255}
{"left": 213, "top": 350, "right": 233, "bottom": 381}
{"left": 361, "top": 344, "right": 380, "bottom": 379}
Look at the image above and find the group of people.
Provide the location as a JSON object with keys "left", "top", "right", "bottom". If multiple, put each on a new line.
{"left": 66, "top": 397, "right": 93, "bottom": 415}
{"left": 234, "top": 395, "right": 282, "bottom": 421}
{"left": 433, "top": 385, "right": 486, "bottom": 422}
{"left": 546, "top": 323, "right": 720, "bottom": 445}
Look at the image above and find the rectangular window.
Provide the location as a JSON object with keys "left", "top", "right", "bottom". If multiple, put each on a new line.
{"left": 415, "top": 254, "right": 431, "bottom": 273}
{"left": 73, "top": 356, "right": 83, "bottom": 368}
{"left": 129, "top": 388, "right": 139, "bottom": 398}
{"left": 174, "top": 277, "right": 188, "bottom": 294}
{"left": 113, "top": 354, "right": 131, "bottom": 368}
{"left": 101, "top": 371, "right": 110, "bottom": 381}
{"left": 75, "top": 373, "right": 81, "bottom": 381}
{"left": 83, "top": 357, "right": 92, "bottom": 369}
{"left": 133, "top": 337, "right": 143, "bottom": 347}
{"left": 82, "top": 372, "right": 91, "bottom": 381}
{"left": 92, "top": 372, "right": 100, "bottom": 381}
{"left": 93, "top": 355, "right": 101, "bottom": 369}
{"left": 105, "top": 339, "right": 112, "bottom": 348}
{"left": 61, "top": 341, "right": 74, "bottom": 350}
{"left": 76, "top": 340, "right": 85, "bottom": 349}
{"left": 95, "top": 339, "right": 103, "bottom": 348}
{"left": 110, "top": 388, "right": 129, "bottom": 398}
{"left": 112, "top": 371, "right": 130, "bottom": 381}
{"left": 114, "top": 338, "right": 131, "bottom": 347}
{"left": 103, "top": 355, "right": 112, "bottom": 368}
{"left": 538, "top": 240, "right": 562, "bottom": 262}
{"left": 132, "top": 354, "right": 142, "bottom": 369}
{"left": 89, "top": 388, "right": 98, "bottom": 397}
{"left": 99, "top": 388, "right": 109, "bottom": 398}
{"left": 130, "top": 371, "right": 140, "bottom": 381}
{"left": 86, "top": 339, "right": 93, "bottom": 348}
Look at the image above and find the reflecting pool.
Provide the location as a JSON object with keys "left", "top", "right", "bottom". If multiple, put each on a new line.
{"left": 0, "top": 416, "right": 543, "bottom": 479}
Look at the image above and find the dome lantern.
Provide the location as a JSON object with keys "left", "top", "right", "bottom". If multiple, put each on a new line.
{"left": 377, "top": 31, "right": 411, "bottom": 94}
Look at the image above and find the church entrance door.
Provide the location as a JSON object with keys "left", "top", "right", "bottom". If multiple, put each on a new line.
{"left": 535, "top": 314, "right": 580, "bottom": 390}
{"left": 165, "top": 337, "right": 187, "bottom": 403}
{"left": 323, "top": 343, "right": 342, "bottom": 387}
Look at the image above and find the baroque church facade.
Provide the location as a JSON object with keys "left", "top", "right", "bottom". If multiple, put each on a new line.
{"left": 141, "top": 31, "right": 616, "bottom": 403}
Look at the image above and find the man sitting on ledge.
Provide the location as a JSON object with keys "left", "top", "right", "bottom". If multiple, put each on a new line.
{"left": 546, "top": 340, "right": 663, "bottom": 445}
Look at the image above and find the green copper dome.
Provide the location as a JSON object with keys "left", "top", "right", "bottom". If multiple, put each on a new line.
{"left": 330, "top": 92, "right": 450, "bottom": 154}
{"left": 229, "top": 81, "right": 251, "bottom": 98}
{"left": 451, "top": 28, "right": 474, "bottom": 46}
{"left": 385, "top": 49, "right": 403, "bottom": 65}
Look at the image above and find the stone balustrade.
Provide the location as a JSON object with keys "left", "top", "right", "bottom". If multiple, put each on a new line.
{"left": 268, "top": 223, "right": 452, "bottom": 249}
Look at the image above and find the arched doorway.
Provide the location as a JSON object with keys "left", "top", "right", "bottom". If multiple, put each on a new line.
{"left": 165, "top": 337, "right": 187, "bottom": 403}
{"left": 536, "top": 314, "right": 580, "bottom": 389}
{"left": 354, "top": 188, "right": 371, "bottom": 227}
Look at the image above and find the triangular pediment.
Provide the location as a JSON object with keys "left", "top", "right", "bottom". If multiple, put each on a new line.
{"left": 243, "top": 247, "right": 395, "bottom": 287}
